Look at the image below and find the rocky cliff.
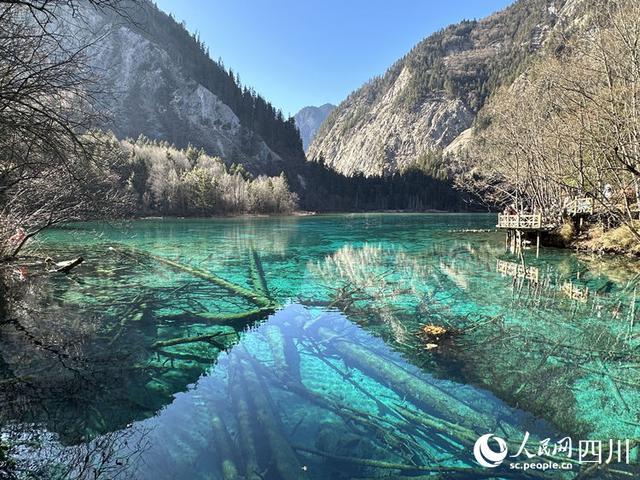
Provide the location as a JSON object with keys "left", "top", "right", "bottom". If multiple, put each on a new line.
{"left": 294, "top": 103, "right": 335, "bottom": 151}
{"left": 78, "top": 2, "right": 303, "bottom": 174}
{"left": 308, "top": 0, "right": 569, "bottom": 177}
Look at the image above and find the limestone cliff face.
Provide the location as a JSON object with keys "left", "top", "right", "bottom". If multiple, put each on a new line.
{"left": 309, "top": 66, "right": 473, "bottom": 176}
{"left": 308, "top": 0, "right": 568, "bottom": 177}
{"left": 73, "top": 3, "right": 294, "bottom": 175}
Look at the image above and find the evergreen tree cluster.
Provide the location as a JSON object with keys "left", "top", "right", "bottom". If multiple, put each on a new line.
{"left": 406, "top": 0, "right": 559, "bottom": 112}
{"left": 294, "top": 159, "right": 472, "bottom": 212}
{"left": 398, "top": 0, "right": 559, "bottom": 112}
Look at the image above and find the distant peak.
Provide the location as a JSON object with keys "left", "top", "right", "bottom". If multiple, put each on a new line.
{"left": 294, "top": 104, "right": 336, "bottom": 151}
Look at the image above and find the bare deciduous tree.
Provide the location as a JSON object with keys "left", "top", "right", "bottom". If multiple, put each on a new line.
{"left": 457, "top": 0, "right": 640, "bottom": 240}
{"left": 0, "top": 0, "right": 139, "bottom": 261}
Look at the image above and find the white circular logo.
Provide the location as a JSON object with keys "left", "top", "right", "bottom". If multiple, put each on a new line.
{"left": 473, "top": 433, "right": 508, "bottom": 468}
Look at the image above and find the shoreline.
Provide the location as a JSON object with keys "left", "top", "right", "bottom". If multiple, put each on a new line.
{"left": 45, "top": 210, "right": 490, "bottom": 228}
{"left": 130, "top": 208, "right": 485, "bottom": 220}
{"left": 543, "top": 222, "right": 640, "bottom": 258}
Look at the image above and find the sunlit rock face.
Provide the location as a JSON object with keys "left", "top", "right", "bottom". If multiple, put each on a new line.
{"left": 309, "top": 67, "right": 473, "bottom": 176}
{"left": 308, "top": 0, "right": 569, "bottom": 177}
{"left": 60, "top": 4, "right": 285, "bottom": 175}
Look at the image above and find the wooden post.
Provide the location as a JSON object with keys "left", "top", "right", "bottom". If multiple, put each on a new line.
{"left": 536, "top": 232, "right": 540, "bottom": 258}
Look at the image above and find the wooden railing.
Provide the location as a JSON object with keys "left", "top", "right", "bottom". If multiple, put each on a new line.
{"left": 561, "top": 281, "right": 589, "bottom": 302}
{"left": 564, "top": 197, "right": 594, "bottom": 215}
{"left": 497, "top": 213, "right": 542, "bottom": 229}
{"left": 496, "top": 260, "right": 539, "bottom": 283}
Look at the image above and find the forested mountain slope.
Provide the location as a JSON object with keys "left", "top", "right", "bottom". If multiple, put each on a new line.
{"left": 82, "top": 1, "right": 304, "bottom": 174}
{"left": 77, "top": 1, "right": 471, "bottom": 212}
{"left": 52, "top": 0, "right": 494, "bottom": 213}
{"left": 308, "top": 0, "right": 570, "bottom": 177}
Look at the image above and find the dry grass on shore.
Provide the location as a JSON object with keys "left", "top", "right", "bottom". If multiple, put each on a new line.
{"left": 579, "top": 221, "right": 640, "bottom": 256}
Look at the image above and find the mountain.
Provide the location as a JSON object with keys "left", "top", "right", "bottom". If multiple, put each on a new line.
{"left": 77, "top": 1, "right": 304, "bottom": 175}
{"left": 307, "top": 0, "right": 571, "bottom": 177}
{"left": 61, "top": 1, "right": 473, "bottom": 212}
{"left": 294, "top": 103, "right": 335, "bottom": 151}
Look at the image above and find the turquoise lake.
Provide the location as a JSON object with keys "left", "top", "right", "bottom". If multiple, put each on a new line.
{"left": 1, "top": 213, "right": 640, "bottom": 479}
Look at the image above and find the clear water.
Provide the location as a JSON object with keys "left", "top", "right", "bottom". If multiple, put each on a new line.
{"left": 2, "top": 214, "right": 640, "bottom": 479}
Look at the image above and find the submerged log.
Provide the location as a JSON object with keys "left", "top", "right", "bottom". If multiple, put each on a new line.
{"left": 249, "top": 248, "right": 271, "bottom": 299}
{"left": 229, "top": 361, "right": 263, "bottom": 480}
{"left": 283, "top": 335, "right": 302, "bottom": 384}
{"left": 155, "top": 349, "right": 215, "bottom": 364}
{"left": 316, "top": 326, "right": 494, "bottom": 428}
{"left": 264, "top": 323, "right": 303, "bottom": 383}
{"left": 185, "top": 307, "right": 275, "bottom": 329}
{"left": 0, "top": 375, "right": 33, "bottom": 386}
{"left": 265, "top": 325, "right": 288, "bottom": 378}
{"left": 107, "top": 297, "right": 148, "bottom": 346}
{"left": 394, "top": 404, "right": 590, "bottom": 472}
{"left": 245, "top": 353, "right": 421, "bottom": 459}
{"left": 113, "top": 246, "right": 273, "bottom": 308}
{"left": 235, "top": 354, "right": 305, "bottom": 480}
{"left": 210, "top": 411, "right": 241, "bottom": 480}
{"left": 280, "top": 324, "right": 302, "bottom": 384}
{"left": 151, "top": 331, "right": 232, "bottom": 349}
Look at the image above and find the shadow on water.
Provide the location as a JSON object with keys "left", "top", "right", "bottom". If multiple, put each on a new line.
{"left": 0, "top": 214, "right": 639, "bottom": 478}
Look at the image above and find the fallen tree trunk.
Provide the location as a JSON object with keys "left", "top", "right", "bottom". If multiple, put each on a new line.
{"left": 249, "top": 248, "right": 270, "bottom": 299}
{"left": 316, "top": 326, "right": 496, "bottom": 429}
{"left": 263, "top": 322, "right": 303, "bottom": 383}
{"left": 52, "top": 257, "right": 84, "bottom": 273}
{"left": 265, "top": 325, "right": 288, "bottom": 379}
{"left": 113, "top": 246, "right": 272, "bottom": 308}
{"left": 184, "top": 308, "right": 275, "bottom": 329}
{"left": 151, "top": 331, "right": 232, "bottom": 349}
{"left": 245, "top": 352, "right": 422, "bottom": 460}
{"left": 234, "top": 352, "right": 305, "bottom": 480}
{"left": 210, "top": 411, "right": 241, "bottom": 480}
{"left": 393, "top": 404, "right": 614, "bottom": 474}
{"left": 270, "top": 322, "right": 303, "bottom": 383}
{"left": 107, "top": 296, "right": 147, "bottom": 345}
{"left": 229, "top": 360, "right": 263, "bottom": 480}
{"left": 155, "top": 349, "right": 216, "bottom": 364}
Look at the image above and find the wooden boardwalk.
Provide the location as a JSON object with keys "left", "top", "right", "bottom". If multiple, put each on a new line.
{"left": 496, "top": 199, "right": 600, "bottom": 257}
{"left": 497, "top": 213, "right": 545, "bottom": 257}
{"left": 564, "top": 197, "right": 594, "bottom": 216}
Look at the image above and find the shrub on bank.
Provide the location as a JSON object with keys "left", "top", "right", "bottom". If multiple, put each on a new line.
{"left": 580, "top": 222, "right": 640, "bottom": 256}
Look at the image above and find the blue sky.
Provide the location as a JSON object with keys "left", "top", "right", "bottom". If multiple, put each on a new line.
{"left": 154, "top": 0, "right": 513, "bottom": 116}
